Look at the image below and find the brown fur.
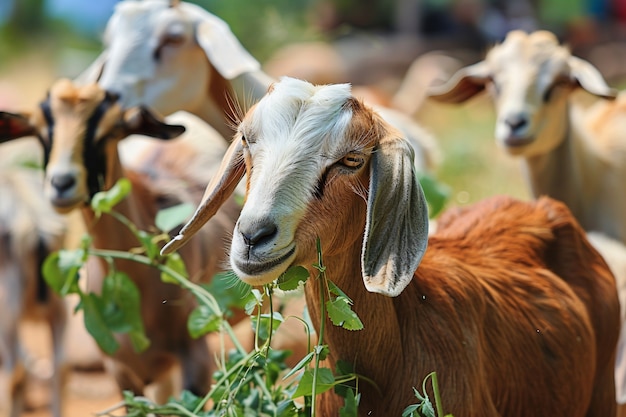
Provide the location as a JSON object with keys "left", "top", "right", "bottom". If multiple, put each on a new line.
{"left": 305, "top": 196, "right": 618, "bottom": 417}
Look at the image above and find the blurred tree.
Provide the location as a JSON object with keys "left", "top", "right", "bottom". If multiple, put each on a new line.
{"left": 6, "top": 0, "right": 49, "bottom": 35}
{"left": 190, "top": 0, "right": 320, "bottom": 61}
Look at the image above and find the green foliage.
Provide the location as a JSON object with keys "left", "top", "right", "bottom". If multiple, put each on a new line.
{"left": 403, "top": 372, "right": 453, "bottom": 417}
{"left": 155, "top": 202, "right": 196, "bottom": 232}
{"left": 418, "top": 172, "right": 451, "bottom": 218}
{"left": 325, "top": 281, "right": 363, "bottom": 331}
{"left": 276, "top": 266, "right": 309, "bottom": 291}
{"left": 42, "top": 178, "right": 450, "bottom": 417}
{"left": 189, "top": 0, "right": 320, "bottom": 61}
{"left": 91, "top": 177, "right": 132, "bottom": 215}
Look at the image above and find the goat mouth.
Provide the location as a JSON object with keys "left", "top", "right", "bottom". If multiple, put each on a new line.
{"left": 503, "top": 136, "right": 534, "bottom": 148}
{"left": 233, "top": 246, "right": 296, "bottom": 281}
{"left": 50, "top": 197, "right": 83, "bottom": 213}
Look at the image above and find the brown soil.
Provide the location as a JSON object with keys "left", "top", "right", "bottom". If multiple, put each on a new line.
{"left": 19, "top": 322, "right": 123, "bottom": 417}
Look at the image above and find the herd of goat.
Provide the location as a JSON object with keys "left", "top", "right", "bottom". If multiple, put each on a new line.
{"left": 1, "top": 1, "right": 626, "bottom": 416}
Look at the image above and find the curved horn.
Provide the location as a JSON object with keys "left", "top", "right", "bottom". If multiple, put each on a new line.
{"left": 161, "top": 139, "right": 245, "bottom": 255}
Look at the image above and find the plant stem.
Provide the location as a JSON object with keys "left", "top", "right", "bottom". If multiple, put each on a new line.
{"left": 431, "top": 372, "right": 445, "bottom": 417}
{"left": 311, "top": 238, "right": 326, "bottom": 417}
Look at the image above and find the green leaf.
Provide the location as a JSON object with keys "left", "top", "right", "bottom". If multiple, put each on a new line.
{"left": 155, "top": 203, "right": 195, "bottom": 232}
{"left": 245, "top": 289, "right": 264, "bottom": 315}
{"left": 251, "top": 312, "right": 284, "bottom": 340}
{"left": 417, "top": 173, "right": 450, "bottom": 218}
{"left": 100, "top": 271, "right": 150, "bottom": 352}
{"left": 81, "top": 292, "right": 120, "bottom": 355}
{"left": 339, "top": 389, "right": 360, "bottom": 417}
{"left": 188, "top": 305, "right": 222, "bottom": 338}
{"left": 327, "top": 280, "right": 353, "bottom": 303}
{"left": 333, "top": 360, "right": 357, "bottom": 398}
{"left": 282, "top": 352, "right": 315, "bottom": 381}
{"left": 291, "top": 368, "right": 336, "bottom": 398}
{"left": 177, "top": 390, "right": 204, "bottom": 411}
{"left": 402, "top": 404, "right": 420, "bottom": 417}
{"left": 42, "top": 248, "right": 85, "bottom": 295}
{"left": 128, "top": 330, "right": 150, "bottom": 353}
{"left": 136, "top": 230, "right": 159, "bottom": 260}
{"left": 326, "top": 297, "right": 363, "bottom": 331}
{"left": 161, "top": 252, "right": 188, "bottom": 284}
{"left": 202, "top": 271, "right": 253, "bottom": 315}
{"left": 91, "top": 177, "right": 132, "bottom": 214}
{"left": 276, "top": 266, "right": 309, "bottom": 291}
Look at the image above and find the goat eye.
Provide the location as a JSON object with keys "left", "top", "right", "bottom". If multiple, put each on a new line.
{"left": 543, "top": 79, "right": 569, "bottom": 102}
{"left": 341, "top": 153, "right": 364, "bottom": 169}
{"left": 153, "top": 32, "right": 186, "bottom": 61}
{"left": 162, "top": 32, "right": 185, "bottom": 46}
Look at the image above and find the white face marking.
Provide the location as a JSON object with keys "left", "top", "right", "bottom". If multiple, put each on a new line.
{"left": 98, "top": 1, "right": 209, "bottom": 114}
{"left": 230, "top": 77, "right": 356, "bottom": 285}
{"left": 487, "top": 32, "right": 572, "bottom": 156}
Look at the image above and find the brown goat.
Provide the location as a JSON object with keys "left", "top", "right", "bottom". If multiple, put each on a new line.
{"left": 0, "top": 79, "right": 241, "bottom": 403}
{"left": 162, "top": 77, "right": 620, "bottom": 416}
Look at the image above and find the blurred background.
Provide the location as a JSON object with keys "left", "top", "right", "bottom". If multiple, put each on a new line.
{"left": 1, "top": 0, "right": 626, "bottom": 208}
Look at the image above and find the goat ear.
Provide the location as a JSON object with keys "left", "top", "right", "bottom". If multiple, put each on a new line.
{"left": 0, "top": 111, "right": 36, "bottom": 143}
{"left": 362, "top": 134, "right": 429, "bottom": 297}
{"left": 161, "top": 138, "right": 245, "bottom": 255}
{"left": 123, "top": 107, "right": 185, "bottom": 139}
{"left": 188, "top": 3, "right": 260, "bottom": 79}
{"left": 427, "top": 61, "right": 491, "bottom": 103}
{"left": 568, "top": 56, "right": 618, "bottom": 100}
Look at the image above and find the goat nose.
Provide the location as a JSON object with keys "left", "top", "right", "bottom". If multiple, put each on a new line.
{"left": 240, "top": 221, "right": 278, "bottom": 247}
{"left": 50, "top": 173, "right": 76, "bottom": 193}
{"left": 504, "top": 115, "right": 528, "bottom": 133}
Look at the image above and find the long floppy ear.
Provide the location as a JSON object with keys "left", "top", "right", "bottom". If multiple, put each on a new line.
{"left": 123, "top": 107, "right": 186, "bottom": 139}
{"left": 427, "top": 61, "right": 491, "bottom": 103}
{"left": 362, "top": 134, "right": 429, "bottom": 297}
{"left": 0, "top": 111, "right": 36, "bottom": 143}
{"left": 185, "top": 3, "right": 260, "bottom": 80}
{"left": 161, "top": 138, "right": 245, "bottom": 255}
{"left": 568, "top": 56, "right": 618, "bottom": 100}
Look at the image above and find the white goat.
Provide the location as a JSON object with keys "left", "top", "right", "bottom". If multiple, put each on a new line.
{"left": 0, "top": 140, "right": 67, "bottom": 417}
{"left": 77, "top": 0, "right": 440, "bottom": 174}
{"left": 0, "top": 79, "right": 241, "bottom": 403}
{"left": 428, "top": 30, "right": 623, "bottom": 241}
{"left": 161, "top": 77, "right": 619, "bottom": 417}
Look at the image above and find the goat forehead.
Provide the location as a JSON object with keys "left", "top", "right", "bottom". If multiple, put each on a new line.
{"left": 249, "top": 79, "right": 355, "bottom": 158}
{"left": 45, "top": 81, "right": 121, "bottom": 146}
{"left": 49, "top": 81, "right": 105, "bottom": 116}
{"left": 102, "top": 1, "right": 169, "bottom": 81}
{"left": 489, "top": 32, "right": 569, "bottom": 84}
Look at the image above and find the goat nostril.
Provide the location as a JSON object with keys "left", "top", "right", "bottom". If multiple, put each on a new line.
{"left": 50, "top": 174, "right": 76, "bottom": 192}
{"left": 505, "top": 115, "right": 528, "bottom": 132}
{"left": 241, "top": 222, "right": 278, "bottom": 247}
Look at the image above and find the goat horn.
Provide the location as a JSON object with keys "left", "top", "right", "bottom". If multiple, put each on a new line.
{"left": 161, "top": 139, "right": 245, "bottom": 255}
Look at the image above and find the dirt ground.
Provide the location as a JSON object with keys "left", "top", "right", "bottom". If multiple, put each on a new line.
{"left": 12, "top": 321, "right": 123, "bottom": 417}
